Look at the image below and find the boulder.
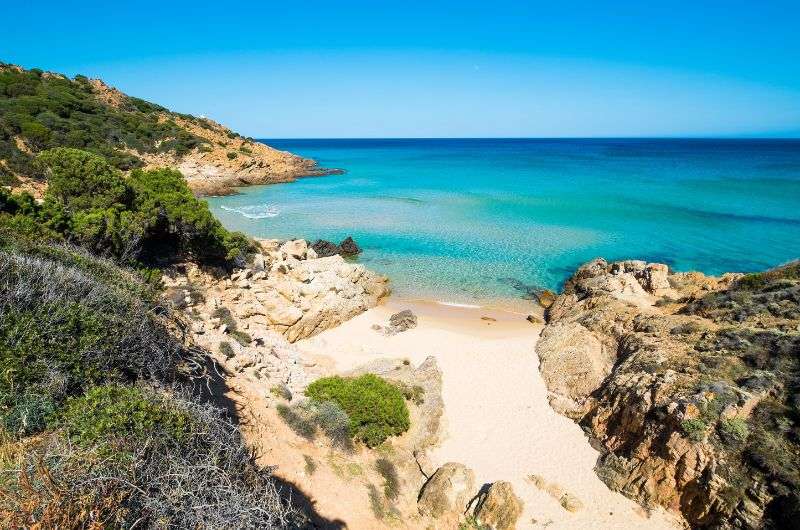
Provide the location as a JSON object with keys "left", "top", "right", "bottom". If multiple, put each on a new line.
{"left": 279, "top": 239, "right": 309, "bottom": 260}
{"left": 474, "top": 481, "right": 524, "bottom": 530}
{"left": 389, "top": 309, "right": 417, "bottom": 332}
{"left": 339, "top": 236, "right": 361, "bottom": 255}
{"left": 418, "top": 462, "right": 476, "bottom": 523}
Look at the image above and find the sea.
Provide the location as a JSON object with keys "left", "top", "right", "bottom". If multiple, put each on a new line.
{"left": 207, "top": 138, "right": 800, "bottom": 305}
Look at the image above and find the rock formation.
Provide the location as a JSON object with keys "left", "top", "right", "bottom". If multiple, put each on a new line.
{"left": 418, "top": 462, "right": 476, "bottom": 525}
{"left": 372, "top": 309, "right": 418, "bottom": 336}
{"left": 311, "top": 237, "right": 363, "bottom": 258}
{"left": 473, "top": 481, "right": 524, "bottom": 530}
{"left": 163, "top": 238, "right": 389, "bottom": 344}
{"left": 537, "top": 258, "right": 800, "bottom": 528}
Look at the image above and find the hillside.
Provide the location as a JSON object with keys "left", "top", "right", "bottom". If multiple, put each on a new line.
{"left": 0, "top": 63, "right": 331, "bottom": 197}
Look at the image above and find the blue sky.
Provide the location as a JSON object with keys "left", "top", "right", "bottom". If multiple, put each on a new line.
{"left": 3, "top": 1, "right": 800, "bottom": 138}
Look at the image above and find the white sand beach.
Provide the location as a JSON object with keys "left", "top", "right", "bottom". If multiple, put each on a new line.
{"left": 296, "top": 298, "right": 684, "bottom": 529}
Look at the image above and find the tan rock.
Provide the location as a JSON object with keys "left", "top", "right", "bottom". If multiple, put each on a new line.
{"left": 474, "top": 481, "right": 524, "bottom": 530}
{"left": 418, "top": 462, "right": 476, "bottom": 523}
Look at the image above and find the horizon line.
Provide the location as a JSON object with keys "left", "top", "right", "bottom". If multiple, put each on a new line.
{"left": 253, "top": 136, "right": 800, "bottom": 141}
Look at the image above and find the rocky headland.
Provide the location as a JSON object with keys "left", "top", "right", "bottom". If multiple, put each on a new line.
{"left": 537, "top": 258, "right": 800, "bottom": 529}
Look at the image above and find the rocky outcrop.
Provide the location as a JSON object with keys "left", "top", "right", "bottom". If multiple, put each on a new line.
{"left": 537, "top": 258, "right": 800, "bottom": 529}
{"left": 164, "top": 238, "right": 389, "bottom": 343}
{"left": 418, "top": 462, "right": 476, "bottom": 525}
{"left": 135, "top": 115, "right": 336, "bottom": 196}
{"left": 311, "top": 237, "right": 362, "bottom": 258}
{"left": 473, "top": 481, "right": 524, "bottom": 530}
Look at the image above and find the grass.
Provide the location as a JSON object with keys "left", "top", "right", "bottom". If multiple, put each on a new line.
{"left": 375, "top": 457, "right": 400, "bottom": 500}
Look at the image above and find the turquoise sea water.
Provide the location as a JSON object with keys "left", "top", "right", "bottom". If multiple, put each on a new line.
{"left": 208, "top": 139, "right": 800, "bottom": 303}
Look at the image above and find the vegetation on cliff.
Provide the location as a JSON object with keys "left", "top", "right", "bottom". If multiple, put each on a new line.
{"left": 0, "top": 63, "right": 214, "bottom": 185}
{"left": 1, "top": 147, "right": 252, "bottom": 266}
{"left": 0, "top": 239, "right": 300, "bottom": 527}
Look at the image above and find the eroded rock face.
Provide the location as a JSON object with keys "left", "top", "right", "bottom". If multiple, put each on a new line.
{"left": 164, "top": 239, "right": 389, "bottom": 343}
{"left": 418, "top": 462, "right": 476, "bottom": 524}
{"left": 537, "top": 258, "right": 800, "bottom": 529}
{"left": 473, "top": 481, "right": 524, "bottom": 530}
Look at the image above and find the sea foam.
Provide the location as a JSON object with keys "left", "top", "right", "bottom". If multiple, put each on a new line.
{"left": 220, "top": 204, "right": 280, "bottom": 219}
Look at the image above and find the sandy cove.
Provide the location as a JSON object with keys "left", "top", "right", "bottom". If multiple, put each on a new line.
{"left": 295, "top": 298, "right": 684, "bottom": 529}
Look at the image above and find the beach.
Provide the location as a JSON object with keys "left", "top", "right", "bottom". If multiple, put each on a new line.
{"left": 292, "top": 297, "right": 683, "bottom": 529}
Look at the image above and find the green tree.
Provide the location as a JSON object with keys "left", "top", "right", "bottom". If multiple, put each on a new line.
{"left": 37, "top": 147, "right": 131, "bottom": 211}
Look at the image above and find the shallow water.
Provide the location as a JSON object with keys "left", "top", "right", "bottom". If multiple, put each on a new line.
{"left": 208, "top": 138, "right": 800, "bottom": 303}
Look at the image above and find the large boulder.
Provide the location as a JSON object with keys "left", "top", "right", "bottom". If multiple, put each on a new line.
{"left": 418, "top": 462, "right": 476, "bottom": 524}
{"left": 473, "top": 481, "right": 524, "bottom": 530}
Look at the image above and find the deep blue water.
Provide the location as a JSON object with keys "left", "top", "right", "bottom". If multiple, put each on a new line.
{"left": 208, "top": 138, "right": 800, "bottom": 303}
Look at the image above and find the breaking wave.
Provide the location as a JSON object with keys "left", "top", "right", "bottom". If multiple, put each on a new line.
{"left": 220, "top": 204, "right": 280, "bottom": 219}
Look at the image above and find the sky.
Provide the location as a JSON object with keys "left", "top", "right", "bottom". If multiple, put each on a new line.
{"left": 3, "top": 1, "right": 800, "bottom": 138}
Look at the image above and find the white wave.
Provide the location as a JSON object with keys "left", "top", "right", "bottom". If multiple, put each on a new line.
{"left": 220, "top": 203, "right": 280, "bottom": 219}
{"left": 436, "top": 301, "right": 482, "bottom": 309}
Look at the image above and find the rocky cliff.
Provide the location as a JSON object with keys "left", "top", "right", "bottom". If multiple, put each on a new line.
{"left": 537, "top": 258, "right": 800, "bottom": 529}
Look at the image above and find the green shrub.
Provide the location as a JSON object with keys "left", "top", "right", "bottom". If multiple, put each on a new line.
{"left": 60, "top": 384, "right": 191, "bottom": 448}
{"left": 212, "top": 306, "right": 238, "bottom": 330}
{"left": 681, "top": 418, "right": 708, "bottom": 442}
{"left": 0, "top": 391, "right": 56, "bottom": 436}
{"left": 0, "top": 246, "right": 186, "bottom": 428}
{"left": 719, "top": 418, "right": 750, "bottom": 444}
{"left": 227, "top": 151, "right": 238, "bottom": 160}
{"left": 6, "top": 148, "right": 251, "bottom": 267}
{"left": 306, "top": 374, "right": 410, "bottom": 447}
{"left": 37, "top": 148, "right": 131, "bottom": 211}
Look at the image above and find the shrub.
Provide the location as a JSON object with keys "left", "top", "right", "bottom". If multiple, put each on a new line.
{"left": 227, "top": 151, "right": 238, "bottom": 160}
{"left": 37, "top": 148, "right": 131, "bottom": 211}
{"left": 129, "top": 167, "right": 252, "bottom": 264}
{"left": 305, "top": 374, "right": 410, "bottom": 447}
{"left": 269, "top": 384, "right": 292, "bottom": 401}
{"left": 718, "top": 418, "right": 750, "bottom": 444}
{"left": 681, "top": 418, "right": 708, "bottom": 442}
{"left": 0, "top": 246, "right": 187, "bottom": 429}
{"left": 0, "top": 391, "right": 56, "bottom": 436}
{"left": 60, "top": 384, "right": 190, "bottom": 448}
{"left": 303, "top": 455, "right": 317, "bottom": 475}
{"left": 2, "top": 390, "right": 302, "bottom": 528}
{"left": 276, "top": 400, "right": 351, "bottom": 450}
{"left": 230, "top": 330, "right": 252, "bottom": 346}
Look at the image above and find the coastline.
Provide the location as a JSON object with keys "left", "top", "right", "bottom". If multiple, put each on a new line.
{"left": 292, "top": 293, "right": 683, "bottom": 529}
